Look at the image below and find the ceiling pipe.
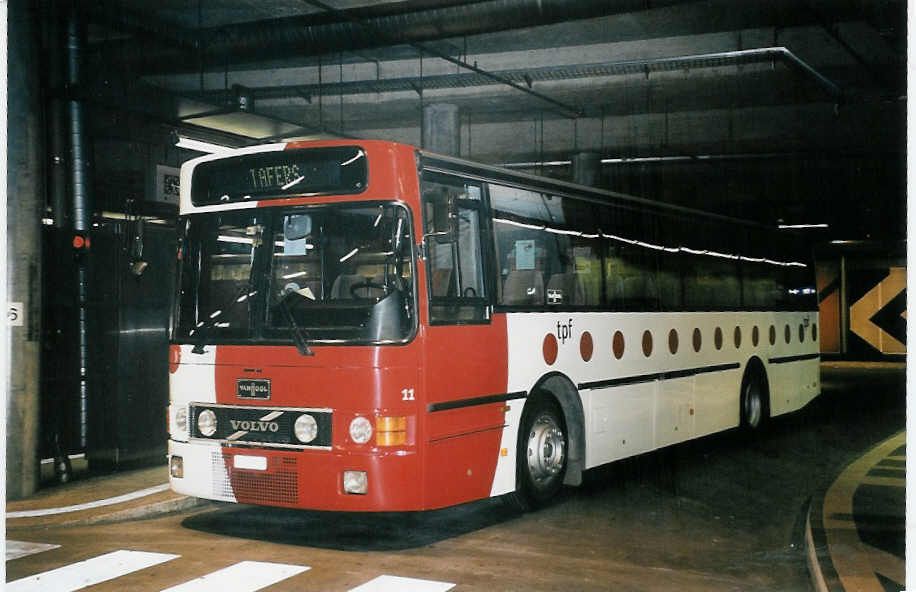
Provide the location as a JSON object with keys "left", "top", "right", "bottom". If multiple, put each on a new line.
{"left": 195, "top": 46, "right": 842, "bottom": 107}
{"left": 90, "top": 0, "right": 694, "bottom": 75}
{"left": 301, "top": 0, "right": 582, "bottom": 118}
{"left": 498, "top": 152, "right": 805, "bottom": 168}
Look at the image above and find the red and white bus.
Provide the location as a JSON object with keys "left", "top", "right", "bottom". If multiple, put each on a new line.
{"left": 167, "top": 139, "right": 820, "bottom": 511}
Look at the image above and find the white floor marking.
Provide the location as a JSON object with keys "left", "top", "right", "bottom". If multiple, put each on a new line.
{"left": 159, "top": 560, "right": 311, "bottom": 592}
{"left": 6, "top": 540, "right": 61, "bottom": 561}
{"left": 6, "top": 549, "right": 179, "bottom": 592}
{"left": 348, "top": 575, "right": 456, "bottom": 592}
{"left": 7, "top": 483, "right": 170, "bottom": 518}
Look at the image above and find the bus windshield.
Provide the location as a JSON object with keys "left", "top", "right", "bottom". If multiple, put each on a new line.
{"left": 175, "top": 202, "right": 415, "bottom": 347}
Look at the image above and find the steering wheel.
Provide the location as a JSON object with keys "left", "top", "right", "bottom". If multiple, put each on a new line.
{"left": 350, "top": 280, "right": 387, "bottom": 298}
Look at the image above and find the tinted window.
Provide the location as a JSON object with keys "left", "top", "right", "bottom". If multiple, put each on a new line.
{"left": 490, "top": 185, "right": 601, "bottom": 308}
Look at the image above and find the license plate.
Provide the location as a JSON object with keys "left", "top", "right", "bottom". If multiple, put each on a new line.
{"left": 233, "top": 455, "right": 267, "bottom": 471}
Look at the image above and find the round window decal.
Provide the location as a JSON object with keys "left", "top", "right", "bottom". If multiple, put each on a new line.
{"left": 668, "top": 329, "right": 679, "bottom": 355}
{"left": 714, "top": 327, "right": 723, "bottom": 350}
{"left": 692, "top": 328, "right": 702, "bottom": 352}
{"left": 734, "top": 326, "right": 742, "bottom": 349}
{"left": 642, "top": 330, "right": 653, "bottom": 357}
{"left": 580, "top": 331, "right": 594, "bottom": 362}
{"left": 612, "top": 331, "right": 625, "bottom": 360}
{"left": 543, "top": 334, "right": 558, "bottom": 365}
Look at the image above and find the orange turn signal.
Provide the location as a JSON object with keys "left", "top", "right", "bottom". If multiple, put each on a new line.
{"left": 376, "top": 416, "right": 407, "bottom": 446}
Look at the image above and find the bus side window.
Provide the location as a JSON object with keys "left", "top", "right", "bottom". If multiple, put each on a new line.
{"left": 490, "top": 185, "right": 600, "bottom": 309}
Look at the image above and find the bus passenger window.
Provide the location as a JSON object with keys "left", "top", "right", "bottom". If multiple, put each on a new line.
{"left": 490, "top": 185, "right": 599, "bottom": 308}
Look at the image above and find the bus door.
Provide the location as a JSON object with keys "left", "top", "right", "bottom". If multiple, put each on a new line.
{"left": 420, "top": 173, "right": 508, "bottom": 508}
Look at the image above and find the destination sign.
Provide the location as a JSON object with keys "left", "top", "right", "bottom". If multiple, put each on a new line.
{"left": 191, "top": 146, "right": 367, "bottom": 205}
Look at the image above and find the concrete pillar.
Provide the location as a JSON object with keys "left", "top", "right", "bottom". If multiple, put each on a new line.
{"left": 572, "top": 152, "right": 601, "bottom": 187}
{"left": 7, "top": 0, "right": 44, "bottom": 500}
{"left": 422, "top": 103, "right": 460, "bottom": 156}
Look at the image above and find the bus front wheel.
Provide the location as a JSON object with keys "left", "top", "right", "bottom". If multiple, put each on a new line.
{"left": 512, "top": 394, "right": 568, "bottom": 510}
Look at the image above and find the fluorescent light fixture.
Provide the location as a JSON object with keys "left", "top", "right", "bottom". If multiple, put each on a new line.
{"left": 174, "top": 136, "right": 233, "bottom": 154}
{"left": 778, "top": 223, "right": 829, "bottom": 229}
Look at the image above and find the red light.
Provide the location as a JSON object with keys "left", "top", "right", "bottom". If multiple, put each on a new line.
{"left": 72, "top": 235, "right": 85, "bottom": 249}
{"left": 169, "top": 346, "right": 181, "bottom": 373}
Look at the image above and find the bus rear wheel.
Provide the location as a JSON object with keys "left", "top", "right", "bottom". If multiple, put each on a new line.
{"left": 513, "top": 394, "right": 568, "bottom": 510}
{"left": 740, "top": 368, "right": 768, "bottom": 430}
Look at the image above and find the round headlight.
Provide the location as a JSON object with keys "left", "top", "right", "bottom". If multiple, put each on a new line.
{"left": 294, "top": 414, "right": 318, "bottom": 443}
{"left": 198, "top": 409, "right": 217, "bottom": 437}
{"left": 349, "top": 416, "right": 373, "bottom": 444}
{"left": 175, "top": 406, "right": 188, "bottom": 432}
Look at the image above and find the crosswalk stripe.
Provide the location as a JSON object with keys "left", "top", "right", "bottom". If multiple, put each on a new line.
{"left": 159, "top": 560, "right": 310, "bottom": 592}
{"left": 7, "top": 549, "right": 179, "bottom": 592}
{"left": 348, "top": 575, "right": 456, "bottom": 592}
{"left": 6, "top": 541, "right": 61, "bottom": 562}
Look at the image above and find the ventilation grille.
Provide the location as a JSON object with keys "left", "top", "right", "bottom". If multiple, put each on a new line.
{"left": 211, "top": 452, "right": 299, "bottom": 505}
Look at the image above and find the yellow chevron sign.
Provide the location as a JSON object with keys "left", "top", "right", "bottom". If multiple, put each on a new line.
{"left": 849, "top": 267, "right": 906, "bottom": 354}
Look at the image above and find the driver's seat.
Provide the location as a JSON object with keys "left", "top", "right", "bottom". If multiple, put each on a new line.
{"left": 330, "top": 274, "right": 386, "bottom": 299}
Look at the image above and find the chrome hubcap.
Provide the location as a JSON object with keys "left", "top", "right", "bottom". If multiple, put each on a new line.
{"left": 527, "top": 414, "right": 566, "bottom": 484}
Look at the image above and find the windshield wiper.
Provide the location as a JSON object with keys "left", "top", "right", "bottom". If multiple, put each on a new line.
{"left": 191, "top": 283, "right": 254, "bottom": 354}
{"left": 277, "top": 291, "right": 315, "bottom": 356}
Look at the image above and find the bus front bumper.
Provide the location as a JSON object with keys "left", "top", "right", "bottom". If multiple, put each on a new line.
{"left": 168, "top": 439, "right": 423, "bottom": 511}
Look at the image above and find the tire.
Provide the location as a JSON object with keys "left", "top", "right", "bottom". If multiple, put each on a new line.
{"left": 740, "top": 367, "right": 768, "bottom": 430}
{"left": 512, "top": 394, "right": 568, "bottom": 510}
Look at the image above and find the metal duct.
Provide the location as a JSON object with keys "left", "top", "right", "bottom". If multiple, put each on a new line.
{"left": 95, "top": 0, "right": 692, "bottom": 74}
{"left": 68, "top": 15, "right": 91, "bottom": 234}
{"left": 67, "top": 10, "right": 93, "bottom": 450}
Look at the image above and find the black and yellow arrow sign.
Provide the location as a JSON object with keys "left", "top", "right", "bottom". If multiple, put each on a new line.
{"left": 850, "top": 268, "right": 906, "bottom": 354}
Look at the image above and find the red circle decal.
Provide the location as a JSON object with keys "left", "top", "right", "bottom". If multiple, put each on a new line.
{"left": 580, "top": 331, "right": 594, "bottom": 362}
{"left": 612, "top": 331, "right": 625, "bottom": 360}
{"left": 543, "top": 333, "right": 558, "bottom": 365}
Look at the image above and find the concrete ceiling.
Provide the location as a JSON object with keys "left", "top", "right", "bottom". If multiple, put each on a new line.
{"left": 79, "top": 0, "right": 906, "bottom": 234}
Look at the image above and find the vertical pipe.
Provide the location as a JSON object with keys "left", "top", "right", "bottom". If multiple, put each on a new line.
{"left": 44, "top": 0, "right": 74, "bottom": 484}
{"left": 67, "top": 7, "right": 92, "bottom": 450}
{"left": 47, "top": 8, "right": 68, "bottom": 230}
{"left": 7, "top": 0, "right": 44, "bottom": 499}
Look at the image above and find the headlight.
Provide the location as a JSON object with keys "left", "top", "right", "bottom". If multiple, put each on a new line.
{"left": 198, "top": 409, "right": 217, "bottom": 437}
{"left": 175, "top": 406, "right": 188, "bottom": 432}
{"left": 294, "top": 414, "right": 318, "bottom": 443}
{"left": 349, "top": 416, "right": 372, "bottom": 444}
